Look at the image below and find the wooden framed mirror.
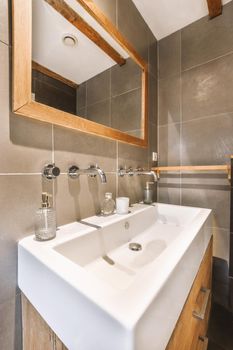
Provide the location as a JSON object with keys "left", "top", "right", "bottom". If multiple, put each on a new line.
{"left": 12, "top": 0, "right": 148, "bottom": 147}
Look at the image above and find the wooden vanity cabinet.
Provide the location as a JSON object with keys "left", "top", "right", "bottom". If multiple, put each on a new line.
{"left": 166, "top": 238, "right": 212, "bottom": 350}
{"left": 22, "top": 295, "right": 68, "bottom": 350}
{"left": 22, "top": 239, "right": 212, "bottom": 350}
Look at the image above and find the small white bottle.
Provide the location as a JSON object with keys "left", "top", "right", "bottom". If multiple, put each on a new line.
{"left": 35, "top": 192, "right": 56, "bottom": 241}
{"left": 101, "top": 192, "right": 115, "bottom": 216}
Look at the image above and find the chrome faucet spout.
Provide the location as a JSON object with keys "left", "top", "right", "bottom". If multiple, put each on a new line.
{"left": 68, "top": 165, "right": 107, "bottom": 183}
{"left": 136, "top": 170, "right": 157, "bottom": 182}
{"left": 93, "top": 166, "right": 107, "bottom": 184}
{"left": 118, "top": 167, "right": 157, "bottom": 182}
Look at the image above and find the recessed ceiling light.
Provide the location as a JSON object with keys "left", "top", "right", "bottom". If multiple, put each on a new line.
{"left": 62, "top": 34, "right": 78, "bottom": 47}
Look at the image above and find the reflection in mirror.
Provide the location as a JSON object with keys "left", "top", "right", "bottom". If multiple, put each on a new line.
{"left": 31, "top": 0, "right": 144, "bottom": 139}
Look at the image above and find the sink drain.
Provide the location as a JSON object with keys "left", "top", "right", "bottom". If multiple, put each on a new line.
{"left": 129, "top": 242, "right": 142, "bottom": 251}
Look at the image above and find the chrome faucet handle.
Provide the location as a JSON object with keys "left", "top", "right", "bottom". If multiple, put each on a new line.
{"left": 135, "top": 167, "right": 144, "bottom": 174}
{"left": 118, "top": 167, "right": 125, "bottom": 177}
{"left": 127, "top": 167, "right": 134, "bottom": 176}
{"left": 68, "top": 165, "right": 79, "bottom": 179}
{"left": 42, "top": 163, "right": 60, "bottom": 180}
{"left": 88, "top": 164, "right": 97, "bottom": 177}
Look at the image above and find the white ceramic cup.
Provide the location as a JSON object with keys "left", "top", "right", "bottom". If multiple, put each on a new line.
{"left": 116, "top": 197, "right": 129, "bottom": 214}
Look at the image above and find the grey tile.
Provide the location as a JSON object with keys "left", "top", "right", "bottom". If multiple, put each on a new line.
{"left": 34, "top": 79, "right": 76, "bottom": 115}
{"left": 158, "top": 31, "right": 181, "bottom": 80}
{"left": 86, "top": 99, "right": 111, "bottom": 127}
{"left": 0, "top": 295, "right": 22, "bottom": 350}
{"left": 127, "top": 129, "right": 143, "bottom": 138}
{"left": 158, "top": 123, "right": 181, "bottom": 166}
{"left": 76, "top": 107, "right": 86, "bottom": 119}
{"left": 208, "top": 303, "right": 233, "bottom": 350}
{"left": 213, "top": 228, "right": 230, "bottom": 263}
{"left": 111, "top": 58, "right": 141, "bottom": 97}
{"left": 86, "top": 70, "right": 110, "bottom": 106}
{"left": 6, "top": 115, "right": 53, "bottom": 173}
{"left": 158, "top": 74, "right": 181, "bottom": 126}
{"left": 111, "top": 88, "right": 142, "bottom": 132}
{"left": 182, "top": 53, "right": 233, "bottom": 121}
{"left": 158, "top": 180, "right": 181, "bottom": 205}
{"left": 117, "top": 0, "right": 149, "bottom": 61}
{"left": 213, "top": 256, "right": 229, "bottom": 284}
{"left": 118, "top": 174, "right": 154, "bottom": 205}
{"left": 148, "top": 123, "right": 157, "bottom": 168}
{"left": 0, "top": 239, "right": 18, "bottom": 306}
{"left": 33, "top": 70, "right": 76, "bottom": 95}
{"left": 181, "top": 114, "right": 233, "bottom": 166}
{"left": 157, "top": 184, "right": 180, "bottom": 205}
{"left": 0, "top": 43, "right": 53, "bottom": 173}
{"left": 55, "top": 173, "right": 116, "bottom": 226}
{"left": 118, "top": 141, "right": 149, "bottom": 170}
{"left": 148, "top": 30, "right": 157, "bottom": 79}
{"left": 0, "top": 175, "right": 46, "bottom": 304}
{"left": 93, "top": 0, "right": 117, "bottom": 26}
{"left": 181, "top": 184, "right": 230, "bottom": 230}
{"left": 76, "top": 82, "right": 86, "bottom": 110}
{"left": 212, "top": 257, "right": 229, "bottom": 308}
{"left": 0, "top": 0, "right": 9, "bottom": 45}
{"left": 182, "top": 2, "right": 233, "bottom": 70}
{"left": 54, "top": 126, "right": 117, "bottom": 172}
{"left": 148, "top": 74, "right": 157, "bottom": 126}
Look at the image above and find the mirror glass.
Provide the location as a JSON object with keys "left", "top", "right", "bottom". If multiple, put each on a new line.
{"left": 31, "top": 0, "right": 144, "bottom": 139}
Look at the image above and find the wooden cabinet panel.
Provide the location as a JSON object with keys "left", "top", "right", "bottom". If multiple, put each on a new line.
{"left": 166, "top": 238, "right": 212, "bottom": 350}
{"left": 22, "top": 295, "right": 68, "bottom": 350}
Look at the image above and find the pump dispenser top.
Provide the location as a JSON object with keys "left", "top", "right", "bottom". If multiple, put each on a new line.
{"left": 35, "top": 192, "right": 56, "bottom": 241}
{"left": 41, "top": 192, "right": 50, "bottom": 208}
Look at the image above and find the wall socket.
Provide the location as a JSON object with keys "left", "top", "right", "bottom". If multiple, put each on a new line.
{"left": 152, "top": 152, "right": 158, "bottom": 162}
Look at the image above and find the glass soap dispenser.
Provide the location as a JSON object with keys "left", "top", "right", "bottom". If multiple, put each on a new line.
{"left": 35, "top": 192, "right": 56, "bottom": 241}
{"left": 101, "top": 192, "right": 115, "bottom": 216}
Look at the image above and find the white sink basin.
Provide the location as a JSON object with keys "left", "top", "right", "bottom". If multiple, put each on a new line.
{"left": 18, "top": 203, "right": 212, "bottom": 350}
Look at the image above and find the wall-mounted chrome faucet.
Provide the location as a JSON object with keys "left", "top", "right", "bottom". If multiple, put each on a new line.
{"left": 118, "top": 167, "right": 157, "bottom": 182}
{"left": 42, "top": 163, "right": 60, "bottom": 180}
{"left": 68, "top": 165, "right": 107, "bottom": 184}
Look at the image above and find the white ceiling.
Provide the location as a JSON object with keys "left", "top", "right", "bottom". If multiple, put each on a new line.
{"left": 32, "top": 0, "right": 128, "bottom": 85}
{"left": 132, "top": 0, "right": 232, "bottom": 40}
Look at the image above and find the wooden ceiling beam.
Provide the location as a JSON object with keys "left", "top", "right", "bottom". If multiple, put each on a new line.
{"left": 44, "top": 0, "right": 126, "bottom": 66}
{"left": 206, "top": 0, "right": 222, "bottom": 19}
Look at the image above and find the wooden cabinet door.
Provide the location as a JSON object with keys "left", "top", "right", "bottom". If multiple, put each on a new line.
{"left": 22, "top": 295, "right": 68, "bottom": 350}
{"left": 166, "top": 239, "right": 212, "bottom": 350}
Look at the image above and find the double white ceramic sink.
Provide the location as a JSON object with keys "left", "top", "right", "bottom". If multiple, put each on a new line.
{"left": 18, "top": 203, "right": 212, "bottom": 350}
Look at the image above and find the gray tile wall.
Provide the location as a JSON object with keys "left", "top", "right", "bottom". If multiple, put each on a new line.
{"left": 157, "top": 2, "right": 233, "bottom": 308}
{"left": 32, "top": 70, "right": 77, "bottom": 115}
{"left": 0, "top": 0, "right": 157, "bottom": 348}
{"left": 77, "top": 58, "right": 143, "bottom": 137}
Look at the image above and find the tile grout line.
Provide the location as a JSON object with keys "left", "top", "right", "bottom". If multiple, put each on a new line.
{"left": 158, "top": 110, "right": 233, "bottom": 128}
{"left": 182, "top": 48, "right": 233, "bottom": 73}
{"left": 157, "top": 50, "right": 233, "bottom": 83}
